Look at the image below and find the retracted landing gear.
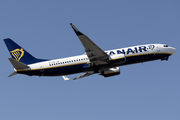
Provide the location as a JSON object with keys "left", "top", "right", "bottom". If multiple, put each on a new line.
{"left": 94, "top": 67, "right": 100, "bottom": 73}
{"left": 161, "top": 56, "right": 169, "bottom": 61}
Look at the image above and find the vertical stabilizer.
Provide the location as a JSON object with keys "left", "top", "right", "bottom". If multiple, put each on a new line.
{"left": 4, "top": 38, "right": 47, "bottom": 64}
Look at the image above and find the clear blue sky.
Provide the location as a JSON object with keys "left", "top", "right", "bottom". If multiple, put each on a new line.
{"left": 0, "top": 0, "right": 179, "bottom": 120}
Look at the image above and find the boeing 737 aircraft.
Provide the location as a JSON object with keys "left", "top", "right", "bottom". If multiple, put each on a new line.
{"left": 4, "top": 23, "right": 176, "bottom": 80}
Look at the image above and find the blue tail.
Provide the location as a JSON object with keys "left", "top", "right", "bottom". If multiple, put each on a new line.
{"left": 4, "top": 38, "right": 47, "bottom": 65}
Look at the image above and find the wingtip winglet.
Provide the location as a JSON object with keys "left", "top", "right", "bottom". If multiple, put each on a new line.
{"left": 70, "top": 23, "right": 83, "bottom": 35}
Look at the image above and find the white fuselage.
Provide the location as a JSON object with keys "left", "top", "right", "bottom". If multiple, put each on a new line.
{"left": 20, "top": 44, "right": 176, "bottom": 76}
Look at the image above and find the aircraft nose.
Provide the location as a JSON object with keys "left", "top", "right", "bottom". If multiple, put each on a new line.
{"left": 170, "top": 47, "right": 177, "bottom": 54}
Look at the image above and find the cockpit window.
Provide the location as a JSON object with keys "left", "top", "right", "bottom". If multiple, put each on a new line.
{"left": 164, "top": 45, "right": 168, "bottom": 47}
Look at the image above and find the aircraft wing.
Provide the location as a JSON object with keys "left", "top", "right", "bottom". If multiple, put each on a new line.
{"left": 70, "top": 23, "right": 109, "bottom": 66}
{"left": 62, "top": 71, "right": 94, "bottom": 80}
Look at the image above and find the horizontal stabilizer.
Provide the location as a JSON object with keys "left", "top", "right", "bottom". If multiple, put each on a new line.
{"left": 8, "top": 72, "right": 17, "bottom": 77}
{"left": 8, "top": 58, "right": 29, "bottom": 70}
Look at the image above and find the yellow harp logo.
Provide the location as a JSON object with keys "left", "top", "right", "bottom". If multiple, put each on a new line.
{"left": 10, "top": 48, "right": 24, "bottom": 61}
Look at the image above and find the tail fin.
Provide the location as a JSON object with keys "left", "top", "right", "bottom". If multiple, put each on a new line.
{"left": 4, "top": 38, "right": 47, "bottom": 64}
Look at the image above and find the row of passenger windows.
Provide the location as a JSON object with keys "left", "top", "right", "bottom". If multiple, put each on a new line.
{"left": 49, "top": 58, "right": 89, "bottom": 66}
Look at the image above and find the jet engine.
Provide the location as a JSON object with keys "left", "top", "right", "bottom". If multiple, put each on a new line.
{"left": 101, "top": 67, "right": 120, "bottom": 77}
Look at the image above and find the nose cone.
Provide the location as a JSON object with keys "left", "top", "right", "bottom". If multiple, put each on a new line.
{"left": 171, "top": 47, "right": 177, "bottom": 54}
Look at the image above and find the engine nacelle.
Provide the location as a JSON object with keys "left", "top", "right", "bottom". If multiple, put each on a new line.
{"left": 101, "top": 67, "right": 120, "bottom": 77}
{"left": 109, "top": 54, "right": 126, "bottom": 64}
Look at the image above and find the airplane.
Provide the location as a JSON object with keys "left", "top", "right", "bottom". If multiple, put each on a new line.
{"left": 4, "top": 23, "right": 177, "bottom": 80}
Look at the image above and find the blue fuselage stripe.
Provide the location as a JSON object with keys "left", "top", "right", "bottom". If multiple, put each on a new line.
{"left": 17, "top": 53, "right": 171, "bottom": 76}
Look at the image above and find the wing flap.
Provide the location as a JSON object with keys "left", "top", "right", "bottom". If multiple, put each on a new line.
{"left": 73, "top": 72, "right": 94, "bottom": 80}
